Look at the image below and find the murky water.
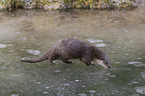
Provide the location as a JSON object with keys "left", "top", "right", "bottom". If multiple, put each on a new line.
{"left": 0, "top": 4, "right": 145, "bottom": 96}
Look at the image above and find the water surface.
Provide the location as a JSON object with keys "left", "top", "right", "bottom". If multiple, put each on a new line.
{"left": 0, "top": 5, "right": 145, "bottom": 96}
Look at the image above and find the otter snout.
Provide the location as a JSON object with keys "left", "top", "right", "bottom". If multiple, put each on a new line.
{"left": 107, "top": 62, "right": 112, "bottom": 68}
{"left": 104, "top": 65, "right": 112, "bottom": 68}
{"left": 106, "top": 62, "right": 112, "bottom": 68}
{"left": 107, "top": 65, "right": 112, "bottom": 68}
{"left": 95, "top": 59, "right": 111, "bottom": 68}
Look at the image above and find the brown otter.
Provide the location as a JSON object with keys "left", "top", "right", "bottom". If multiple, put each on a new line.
{"left": 21, "top": 38, "right": 111, "bottom": 68}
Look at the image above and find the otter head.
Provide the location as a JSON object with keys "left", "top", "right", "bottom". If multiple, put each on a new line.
{"left": 95, "top": 56, "right": 111, "bottom": 68}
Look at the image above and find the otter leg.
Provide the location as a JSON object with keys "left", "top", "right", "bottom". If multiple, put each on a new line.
{"left": 48, "top": 55, "right": 57, "bottom": 65}
{"left": 49, "top": 51, "right": 62, "bottom": 65}
{"left": 80, "top": 57, "right": 95, "bottom": 67}
{"left": 85, "top": 63, "right": 95, "bottom": 67}
{"left": 49, "top": 60, "right": 55, "bottom": 65}
{"left": 80, "top": 58, "right": 90, "bottom": 66}
{"left": 89, "top": 64, "right": 95, "bottom": 67}
{"left": 62, "top": 60, "right": 72, "bottom": 64}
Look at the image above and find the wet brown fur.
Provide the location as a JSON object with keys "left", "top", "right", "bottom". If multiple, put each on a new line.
{"left": 21, "top": 38, "right": 111, "bottom": 68}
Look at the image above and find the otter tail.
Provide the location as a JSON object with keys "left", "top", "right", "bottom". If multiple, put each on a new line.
{"left": 21, "top": 50, "right": 51, "bottom": 63}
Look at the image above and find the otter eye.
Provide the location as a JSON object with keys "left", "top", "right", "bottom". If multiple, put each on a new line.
{"left": 101, "top": 58, "right": 104, "bottom": 60}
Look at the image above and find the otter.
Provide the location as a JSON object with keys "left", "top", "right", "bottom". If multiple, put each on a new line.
{"left": 21, "top": 38, "right": 111, "bottom": 68}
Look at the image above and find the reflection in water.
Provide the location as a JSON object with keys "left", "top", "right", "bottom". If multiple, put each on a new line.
{"left": 0, "top": 4, "right": 145, "bottom": 96}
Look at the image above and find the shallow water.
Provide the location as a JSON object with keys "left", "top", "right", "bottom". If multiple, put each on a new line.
{"left": 0, "top": 5, "right": 145, "bottom": 96}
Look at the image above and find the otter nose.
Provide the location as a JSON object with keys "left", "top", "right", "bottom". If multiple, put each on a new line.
{"left": 108, "top": 65, "right": 112, "bottom": 68}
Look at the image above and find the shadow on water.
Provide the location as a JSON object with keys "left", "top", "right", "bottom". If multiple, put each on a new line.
{"left": 0, "top": 4, "right": 145, "bottom": 96}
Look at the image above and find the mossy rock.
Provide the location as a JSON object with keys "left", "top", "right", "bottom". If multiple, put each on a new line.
{"left": 0, "top": 0, "right": 137, "bottom": 11}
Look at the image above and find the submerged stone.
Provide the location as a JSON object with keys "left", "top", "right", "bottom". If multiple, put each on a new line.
{"left": 128, "top": 61, "right": 142, "bottom": 65}
{"left": 110, "top": 75, "right": 116, "bottom": 77}
{"left": 95, "top": 43, "right": 107, "bottom": 47}
{"left": 132, "top": 94, "right": 139, "bottom": 96}
{"left": 26, "top": 49, "right": 41, "bottom": 55}
{"left": 75, "top": 80, "right": 80, "bottom": 82}
{"left": 0, "top": 43, "right": 7, "bottom": 48}
{"left": 86, "top": 39, "right": 104, "bottom": 43}
{"left": 141, "top": 72, "right": 145, "bottom": 78}
{"left": 78, "top": 93, "right": 87, "bottom": 96}
{"left": 43, "top": 92, "right": 49, "bottom": 94}
{"left": 10, "top": 94, "right": 19, "bottom": 96}
{"left": 55, "top": 70, "right": 61, "bottom": 72}
{"left": 63, "top": 83, "right": 70, "bottom": 86}
{"left": 135, "top": 86, "right": 145, "bottom": 94}
{"left": 89, "top": 90, "right": 96, "bottom": 93}
{"left": 46, "top": 87, "right": 50, "bottom": 89}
